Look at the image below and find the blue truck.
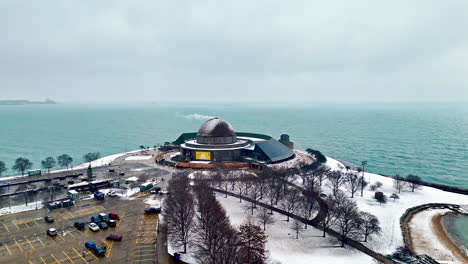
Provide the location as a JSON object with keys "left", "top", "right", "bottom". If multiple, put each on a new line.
{"left": 93, "top": 191, "right": 105, "bottom": 200}
{"left": 84, "top": 241, "right": 107, "bottom": 257}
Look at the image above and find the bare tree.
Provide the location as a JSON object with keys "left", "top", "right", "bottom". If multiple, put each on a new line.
{"left": 327, "top": 171, "right": 345, "bottom": 197}
{"left": 291, "top": 219, "right": 303, "bottom": 239}
{"left": 406, "top": 174, "right": 422, "bottom": 192}
{"left": 164, "top": 177, "right": 196, "bottom": 253}
{"left": 41, "top": 157, "right": 56, "bottom": 173}
{"left": 193, "top": 184, "right": 240, "bottom": 264}
{"left": 344, "top": 172, "right": 360, "bottom": 198}
{"left": 389, "top": 193, "right": 400, "bottom": 201}
{"left": 236, "top": 180, "right": 249, "bottom": 203}
{"left": 317, "top": 166, "right": 329, "bottom": 187}
{"left": 256, "top": 206, "right": 275, "bottom": 231}
{"left": 359, "top": 212, "right": 381, "bottom": 242}
{"left": 320, "top": 197, "right": 337, "bottom": 237}
{"left": 334, "top": 191, "right": 362, "bottom": 247}
{"left": 245, "top": 180, "right": 262, "bottom": 215}
{"left": 393, "top": 175, "right": 406, "bottom": 193}
{"left": 298, "top": 195, "right": 316, "bottom": 229}
{"left": 280, "top": 188, "right": 300, "bottom": 222}
{"left": 238, "top": 217, "right": 268, "bottom": 264}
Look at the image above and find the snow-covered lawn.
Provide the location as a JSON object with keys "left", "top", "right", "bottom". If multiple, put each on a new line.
{"left": 0, "top": 201, "right": 44, "bottom": 216}
{"left": 322, "top": 157, "right": 468, "bottom": 255}
{"left": 218, "top": 195, "right": 374, "bottom": 264}
{"left": 125, "top": 155, "right": 153, "bottom": 161}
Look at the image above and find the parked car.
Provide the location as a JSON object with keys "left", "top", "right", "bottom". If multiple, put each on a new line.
{"left": 106, "top": 233, "right": 122, "bottom": 241}
{"left": 108, "top": 212, "right": 120, "bottom": 220}
{"left": 47, "top": 228, "right": 57, "bottom": 237}
{"left": 85, "top": 241, "right": 96, "bottom": 250}
{"left": 98, "top": 213, "right": 110, "bottom": 222}
{"left": 74, "top": 221, "right": 85, "bottom": 230}
{"left": 44, "top": 216, "right": 54, "bottom": 223}
{"left": 144, "top": 207, "right": 161, "bottom": 214}
{"left": 88, "top": 223, "right": 99, "bottom": 232}
{"left": 107, "top": 220, "right": 116, "bottom": 227}
{"left": 107, "top": 191, "right": 117, "bottom": 197}
{"left": 150, "top": 187, "right": 161, "bottom": 194}
{"left": 97, "top": 221, "right": 108, "bottom": 230}
{"left": 91, "top": 216, "right": 101, "bottom": 223}
{"left": 159, "top": 190, "right": 169, "bottom": 195}
{"left": 93, "top": 246, "right": 106, "bottom": 257}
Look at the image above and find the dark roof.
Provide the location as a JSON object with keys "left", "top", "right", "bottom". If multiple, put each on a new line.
{"left": 197, "top": 118, "right": 236, "bottom": 137}
{"left": 173, "top": 132, "right": 272, "bottom": 145}
{"left": 255, "top": 139, "right": 295, "bottom": 163}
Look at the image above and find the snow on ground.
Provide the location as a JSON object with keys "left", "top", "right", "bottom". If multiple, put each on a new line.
{"left": 322, "top": 156, "right": 468, "bottom": 255}
{"left": 99, "top": 187, "right": 141, "bottom": 199}
{"left": 268, "top": 150, "right": 314, "bottom": 169}
{"left": 125, "top": 155, "right": 153, "bottom": 161}
{"left": 218, "top": 195, "right": 375, "bottom": 264}
{"left": 408, "top": 209, "right": 459, "bottom": 263}
{"left": 143, "top": 196, "right": 162, "bottom": 208}
{"left": 0, "top": 201, "right": 44, "bottom": 215}
{"left": 0, "top": 149, "right": 146, "bottom": 182}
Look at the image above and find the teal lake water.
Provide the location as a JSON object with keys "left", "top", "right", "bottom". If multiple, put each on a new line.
{"left": 0, "top": 103, "right": 467, "bottom": 189}
{"left": 443, "top": 214, "right": 468, "bottom": 254}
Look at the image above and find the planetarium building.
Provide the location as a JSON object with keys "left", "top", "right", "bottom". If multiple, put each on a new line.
{"left": 173, "top": 118, "right": 295, "bottom": 164}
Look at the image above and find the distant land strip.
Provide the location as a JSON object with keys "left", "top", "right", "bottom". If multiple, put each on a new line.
{"left": 0, "top": 99, "right": 56, "bottom": 105}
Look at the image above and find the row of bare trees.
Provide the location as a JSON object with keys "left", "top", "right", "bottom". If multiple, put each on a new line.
{"left": 206, "top": 162, "right": 382, "bottom": 247}
{"left": 164, "top": 174, "right": 268, "bottom": 264}
{"left": 320, "top": 190, "right": 381, "bottom": 246}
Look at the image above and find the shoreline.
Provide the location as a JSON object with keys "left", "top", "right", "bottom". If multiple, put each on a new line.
{"left": 408, "top": 208, "right": 468, "bottom": 264}
{"left": 435, "top": 213, "right": 468, "bottom": 263}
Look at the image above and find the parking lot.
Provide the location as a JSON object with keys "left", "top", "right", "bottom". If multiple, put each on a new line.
{"left": 0, "top": 193, "right": 160, "bottom": 264}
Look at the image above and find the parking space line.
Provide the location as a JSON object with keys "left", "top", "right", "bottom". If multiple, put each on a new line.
{"left": 58, "top": 234, "right": 65, "bottom": 241}
{"left": 25, "top": 236, "right": 34, "bottom": 249}
{"left": 67, "top": 212, "right": 74, "bottom": 218}
{"left": 36, "top": 236, "right": 46, "bottom": 246}
{"left": 67, "top": 231, "right": 76, "bottom": 238}
{"left": 14, "top": 238, "right": 24, "bottom": 252}
{"left": 29, "top": 261, "right": 33, "bottom": 264}
{"left": 72, "top": 248, "right": 88, "bottom": 264}
{"left": 62, "top": 250, "right": 75, "bottom": 264}
{"left": 134, "top": 258, "right": 154, "bottom": 262}
{"left": 3, "top": 241, "right": 11, "bottom": 255}
{"left": 48, "top": 236, "right": 56, "bottom": 243}
{"left": 40, "top": 256, "right": 47, "bottom": 264}
{"left": 136, "top": 253, "right": 155, "bottom": 257}
{"left": 12, "top": 220, "right": 20, "bottom": 230}
{"left": 2, "top": 222, "right": 10, "bottom": 232}
{"left": 51, "top": 253, "right": 60, "bottom": 264}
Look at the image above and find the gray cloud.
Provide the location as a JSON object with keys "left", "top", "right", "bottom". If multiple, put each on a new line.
{"left": 0, "top": 0, "right": 467, "bottom": 103}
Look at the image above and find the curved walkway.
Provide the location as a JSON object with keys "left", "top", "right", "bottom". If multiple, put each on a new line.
{"left": 209, "top": 186, "right": 395, "bottom": 264}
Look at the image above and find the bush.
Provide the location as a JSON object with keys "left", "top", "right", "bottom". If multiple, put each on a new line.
{"left": 369, "top": 184, "right": 377, "bottom": 191}
{"left": 375, "top": 181, "right": 383, "bottom": 188}
{"left": 374, "top": 191, "right": 386, "bottom": 204}
{"left": 305, "top": 148, "right": 327, "bottom": 164}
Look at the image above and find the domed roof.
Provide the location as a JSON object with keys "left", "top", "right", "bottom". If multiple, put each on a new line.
{"left": 197, "top": 118, "right": 236, "bottom": 137}
{"left": 196, "top": 118, "right": 237, "bottom": 144}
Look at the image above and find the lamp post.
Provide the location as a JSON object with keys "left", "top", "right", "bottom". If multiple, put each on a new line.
{"left": 360, "top": 160, "right": 368, "bottom": 197}
{"left": 7, "top": 182, "right": 11, "bottom": 209}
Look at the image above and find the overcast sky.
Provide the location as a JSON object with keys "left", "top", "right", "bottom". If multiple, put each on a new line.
{"left": 1, "top": 1, "right": 467, "bottom": 103}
